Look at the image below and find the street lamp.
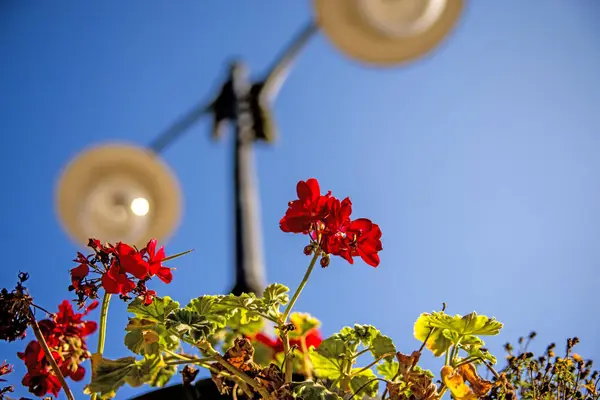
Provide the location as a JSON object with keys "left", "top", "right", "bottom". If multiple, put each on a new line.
{"left": 55, "top": 0, "right": 463, "bottom": 298}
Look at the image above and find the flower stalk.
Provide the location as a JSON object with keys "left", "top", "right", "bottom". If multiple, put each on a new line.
{"left": 280, "top": 250, "right": 320, "bottom": 382}
{"left": 29, "top": 308, "right": 75, "bottom": 400}
{"left": 91, "top": 292, "right": 111, "bottom": 400}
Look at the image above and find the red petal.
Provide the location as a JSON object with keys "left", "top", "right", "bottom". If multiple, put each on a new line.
{"left": 157, "top": 267, "right": 173, "bottom": 284}
{"left": 296, "top": 179, "right": 320, "bottom": 203}
{"left": 70, "top": 263, "right": 89, "bottom": 280}
{"left": 358, "top": 248, "right": 380, "bottom": 267}
{"left": 350, "top": 218, "right": 373, "bottom": 231}
{"left": 101, "top": 271, "right": 120, "bottom": 294}
{"left": 304, "top": 178, "right": 320, "bottom": 202}
{"left": 145, "top": 238, "right": 157, "bottom": 256}
{"left": 81, "top": 321, "right": 98, "bottom": 336}
{"left": 339, "top": 198, "right": 353, "bottom": 221}
{"left": 71, "top": 365, "right": 85, "bottom": 381}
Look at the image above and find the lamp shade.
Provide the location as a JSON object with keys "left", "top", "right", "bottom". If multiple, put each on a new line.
{"left": 313, "top": 0, "right": 463, "bottom": 66}
{"left": 55, "top": 143, "right": 181, "bottom": 248}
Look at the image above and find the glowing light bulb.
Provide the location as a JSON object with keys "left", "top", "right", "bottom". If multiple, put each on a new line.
{"left": 130, "top": 197, "right": 150, "bottom": 216}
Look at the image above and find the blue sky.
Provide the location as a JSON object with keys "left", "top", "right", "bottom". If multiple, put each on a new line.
{"left": 1, "top": 1, "right": 599, "bottom": 398}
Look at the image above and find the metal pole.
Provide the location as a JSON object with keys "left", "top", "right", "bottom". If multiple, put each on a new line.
{"left": 229, "top": 62, "right": 266, "bottom": 296}
{"left": 145, "top": 22, "right": 318, "bottom": 296}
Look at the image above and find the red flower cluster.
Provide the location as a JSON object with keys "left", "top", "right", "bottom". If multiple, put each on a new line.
{"left": 280, "top": 179, "right": 382, "bottom": 267}
{"left": 253, "top": 329, "right": 323, "bottom": 354}
{"left": 18, "top": 301, "right": 97, "bottom": 397}
{"left": 70, "top": 238, "right": 174, "bottom": 306}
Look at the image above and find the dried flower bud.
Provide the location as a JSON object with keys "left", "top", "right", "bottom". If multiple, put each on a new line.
{"left": 320, "top": 254, "right": 330, "bottom": 268}
{"left": 528, "top": 331, "right": 537, "bottom": 339}
{"left": 303, "top": 245, "right": 314, "bottom": 256}
{"left": 0, "top": 276, "right": 33, "bottom": 342}
{"left": 181, "top": 365, "right": 199, "bottom": 386}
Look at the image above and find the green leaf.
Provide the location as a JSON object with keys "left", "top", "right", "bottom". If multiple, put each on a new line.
{"left": 262, "top": 283, "right": 289, "bottom": 308}
{"left": 188, "top": 295, "right": 231, "bottom": 328}
{"left": 165, "top": 308, "right": 215, "bottom": 341}
{"left": 85, "top": 356, "right": 137, "bottom": 399}
{"left": 86, "top": 355, "right": 176, "bottom": 398}
{"left": 350, "top": 368, "right": 379, "bottom": 398}
{"left": 465, "top": 345, "right": 497, "bottom": 365}
{"left": 217, "top": 293, "right": 266, "bottom": 325}
{"left": 427, "top": 312, "right": 503, "bottom": 337}
{"left": 460, "top": 335, "right": 485, "bottom": 347}
{"left": 149, "top": 363, "right": 177, "bottom": 387}
{"left": 291, "top": 381, "right": 343, "bottom": 400}
{"left": 415, "top": 311, "right": 502, "bottom": 357}
{"left": 371, "top": 333, "right": 396, "bottom": 361}
{"left": 309, "top": 349, "right": 342, "bottom": 380}
{"left": 413, "top": 365, "right": 435, "bottom": 379}
{"left": 414, "top": 313, "right": 454, "bottom": 357}
{"left": 125, "top": 355, "right": 175, "bottom": 388}
{"left": 124, "top": 317, "right": 179, "bottom": 356}
{"left": 225, "top": 309, "right": 265, "bottom": 334}
{"left": 377, "top": 360, "right": 399, "bottom": 381}
{"left": 128, "top": 296, "right": 180, "bottom": 324}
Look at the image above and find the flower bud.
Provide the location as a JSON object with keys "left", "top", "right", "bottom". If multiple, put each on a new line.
{"left": 303, "top": 245, "right": 313, "bottom": 256}
{"left": 320, "top": 255, "right": 330, "bottom": 268}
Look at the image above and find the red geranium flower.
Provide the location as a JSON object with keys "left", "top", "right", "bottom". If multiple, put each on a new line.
{"left": 252, "top": 328, "right": 322, "bottom": 355}
{"left": 280, "top": 179, "right": 332, "bottom": 234}
{"left": 18, "top": 301, "right": 97, "bottom": 398}
{"left": 69, "top": 238, "right": 179, "bottom": 306}
{"left": 280, "top": 179, "right": 382, "bottom": 267}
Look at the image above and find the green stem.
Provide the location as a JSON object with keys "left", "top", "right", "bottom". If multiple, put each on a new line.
{"left": 282, "top": 250, "right": 320, "bottom": 322}
{"left": 91, "top": 292, "right": 111, "bottom": 400}
{"left": 29, "top": 309, "right": 76, "bottom": 400}
{"left": 282, "top": 333, "right": 293, "bottom": 383}
{"left": 352, "top": 347, "right": 373, "bottom": 360}
{"left": 280, "top": 250, "right": 320, "bottom": 383}
{"left": 96, "top": 292, "right": 111, "bottom": 355}
{"left": 351, "top": 353, "right": 396, "bottom": 377}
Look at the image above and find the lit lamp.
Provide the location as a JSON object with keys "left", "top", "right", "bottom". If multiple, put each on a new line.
{"left": 55, "top": 0, "right": 463, "bottom": 293}
{"left": 315, "top": 0, "right": 463, "bottom": 66}
{"left": 55, "top": 143, "right": 181, "bottom": 249}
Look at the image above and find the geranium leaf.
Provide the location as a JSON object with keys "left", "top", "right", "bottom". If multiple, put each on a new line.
{"left": 465, "top": 345, "right": 497, "bottom": 365}
{"left": 414, "top": 313, "right": 453, "bottom": 357}
{"left": 124, "top": 317, "right": 179, "bottom": 356}
{"left": 309, "top": 350, "right": 342, "bottom": 380}
{"left": 262, "top": 283, "right": 289, "bottom": 309}
{"left": 125, "top": 355, "right": 175, "bottom": 388}
{"left": 371, "top": 332, "right": 396, "bottom": 361}
{"left": 291, "top": 381, "right": 343, "bottom": 400}
{"left": 377, "top": 360, "right": 399, "bottom": 381}
{"left": 187, "top": 295, "right": 231, "bottom": 328}
{"left": 427, "top": 312, "right": 503, "bottom": 337}
{"left": 350, "top": 368, "right": 379, "bottom": 398}
{"left": 165, "top": 308, "right": 215, "bottom": 341}
{"left": 84, "top": 355, "right": 137, "bottom": 398}
{"left": 127, "top": 296, "right": 179, "bottom": 324}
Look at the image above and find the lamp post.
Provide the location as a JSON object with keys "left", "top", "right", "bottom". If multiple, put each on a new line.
{"left": 55, "top": 1, "right": 464, "bottom": 397}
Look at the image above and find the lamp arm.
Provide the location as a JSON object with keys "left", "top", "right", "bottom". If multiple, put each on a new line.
{"left": 147, "top": 101, "right": 211, "bottom": 154}
{"left": 259, "top": 21, "right": 319, "bottom": 103}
